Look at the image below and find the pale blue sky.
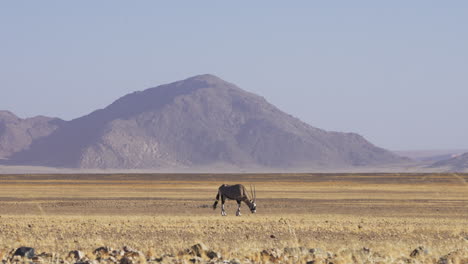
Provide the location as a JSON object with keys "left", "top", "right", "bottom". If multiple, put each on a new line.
{"left": 1, "top": 1, "right": 467, "bottom": 150}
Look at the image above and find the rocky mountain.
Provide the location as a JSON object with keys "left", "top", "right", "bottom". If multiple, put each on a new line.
{"left": 393, "top": 149, "right": 468, "bottom": 162}
{"left": 3, "top": 74, "right": 404, "bottom": 169}
{"left": 430, "top": 152, "right": 468, "bottom": 171}
{"left": 0, "top": 111, "right": 64, "bottom": 159}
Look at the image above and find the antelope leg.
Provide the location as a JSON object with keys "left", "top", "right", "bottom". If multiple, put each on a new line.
{"left": 236, "top": 201, "right": 241, "bottom": 216}
{"left": 221, "top": 204, "right": 227, "bottom": 216}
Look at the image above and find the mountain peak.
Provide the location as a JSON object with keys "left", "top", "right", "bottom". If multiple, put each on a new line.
{"left": 0, "top": 110, "right": 17, "bottom": 118}
{"left": 185, "top": 73, "right": 223, "bottom": 82}
{"left": 180, "top": 74, "right": 232, "bottom": 88}
{"left": 0, "top": 110, "right": 19, "bottom": 122}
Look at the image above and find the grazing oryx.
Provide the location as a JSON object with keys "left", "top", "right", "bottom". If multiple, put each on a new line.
{"left": 212, "top": 184, "right": 256, "bottom": 216}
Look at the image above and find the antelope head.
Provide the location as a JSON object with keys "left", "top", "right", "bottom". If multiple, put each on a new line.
{"left": 249, "top": 185, "right": 257, "bottom": 213}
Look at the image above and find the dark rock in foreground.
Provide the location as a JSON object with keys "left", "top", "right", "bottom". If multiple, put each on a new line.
{"left": 13, "top": 247, "right": 35, "bottom": 259}
{"left": 1, "top": 245, "right": 467, "bottom": 264}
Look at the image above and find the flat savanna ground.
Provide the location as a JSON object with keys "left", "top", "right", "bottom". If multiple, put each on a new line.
{"left": 0, "top": 173, "right": 467, "bottom": 263}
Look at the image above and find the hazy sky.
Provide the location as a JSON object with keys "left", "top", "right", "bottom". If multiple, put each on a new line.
{"left": 1, "top": 1, "right": 467, "bottom": 150}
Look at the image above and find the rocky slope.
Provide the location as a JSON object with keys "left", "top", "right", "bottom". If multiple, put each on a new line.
{"left": 0, "top": 111, "right": 63, "bottom": 159}
{"left": 5, "top": 74, "right": 404, "bottom": 169}
{"left": 430, "top": 152, "right": 468, "bottom": 171}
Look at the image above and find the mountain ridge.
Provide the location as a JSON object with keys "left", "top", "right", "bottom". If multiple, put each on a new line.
{"left": 430, "top": 152, "right": 468, "bottom": 172}
{"left": 2, "top": 74, "right": 405, "bottom": 169}
{"left": 0, "top": 110, "right": 64, "bottom": 159}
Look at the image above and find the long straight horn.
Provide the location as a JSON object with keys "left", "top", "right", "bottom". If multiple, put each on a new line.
{"left": 250, "top": 185, "right": 254, "bottom": 200}
{"left": 253, "top": 185, "right": 256, "bottom": 202}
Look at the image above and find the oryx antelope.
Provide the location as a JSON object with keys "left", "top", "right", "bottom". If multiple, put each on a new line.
{"left": 212, "top": 184, "right": 256, "bottom": 216}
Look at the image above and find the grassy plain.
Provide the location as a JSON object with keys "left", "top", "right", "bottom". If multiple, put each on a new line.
{"left": 0, "top": 173, "right": 467, "bottom": 263}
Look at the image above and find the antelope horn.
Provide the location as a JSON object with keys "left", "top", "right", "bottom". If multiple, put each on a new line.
{"left": 253, "top": 185, "right": 256, "bottom": 202}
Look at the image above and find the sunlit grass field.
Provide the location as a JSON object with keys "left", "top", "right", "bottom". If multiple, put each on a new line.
{"left": 0, "top": 173, "right": 466, "bottom": 263}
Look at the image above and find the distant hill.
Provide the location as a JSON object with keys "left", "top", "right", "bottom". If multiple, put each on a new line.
{"left": 394, "top": 149, "right": 468, "bottom": 162}
{"left": 3, "top": 74, "right": 405, "bottom": 169}
{"left": 430, "top": 152, "right": 468, "bottom": 172}
{"left": 0, "top": 111, "right": 64, "bottom": 159}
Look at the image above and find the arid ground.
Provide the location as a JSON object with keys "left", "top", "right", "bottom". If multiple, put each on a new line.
{"left": 0, "top": 173, "right": 467, "bottom": 263}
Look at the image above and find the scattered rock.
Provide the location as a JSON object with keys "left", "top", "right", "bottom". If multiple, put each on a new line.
{"left": 120, "top": 256, "right": 133, "bottom": 264}
{"left": 124, "top": 250, "right": 143, "bottom": 259}
{"left": 260, "top": 248, "right": 282, "bottom": 261}
{"left": 93, "top": 246, "right": 113, "bottom": 260}
{"left": 122, "top": 246, "right": 135, "bottom": 253}
{"left": 112, "top": 249, "right": 124, "bottom": 257}
{"left": 13, "top": 247, "right": 35, "bottom": 259}
{"left": 270, "top": 234, "right": 276, "bottom": 239}
{"left": 7, "top": 245, "right": 461, "bottom": 264}
{"left": 189, "top": 256, "right": 203, "bottom": 263}
{"left": 438, "top": 250, "right": 465, "bottom": 264}
{"left": 206, "top": 250, "right": 221, "bottom": 259}
{"left": 68, "top": 250, "right": 84, "bottom": 260}
{"left": 190, "top": 243, "right": 209, "bottom": 257}
{"left": 155, "top": 254, "right": 176, "bottom": 263}
{"left": 178, "top": 248, "right": 192, "bottom": 258}
{"left": 410, "top": 246, "right": 428, "bottom": 258}
{"left": 93, "top": 246, "right": 112, "bottom": 256}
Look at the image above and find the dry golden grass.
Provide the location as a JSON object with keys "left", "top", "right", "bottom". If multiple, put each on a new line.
{"left": 0, "top": 173, "right": 466, "bottom": 263}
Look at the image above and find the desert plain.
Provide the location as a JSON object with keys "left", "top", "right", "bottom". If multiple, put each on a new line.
{"left": 0, "top": 173, "right": 466, "bottom": 264}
